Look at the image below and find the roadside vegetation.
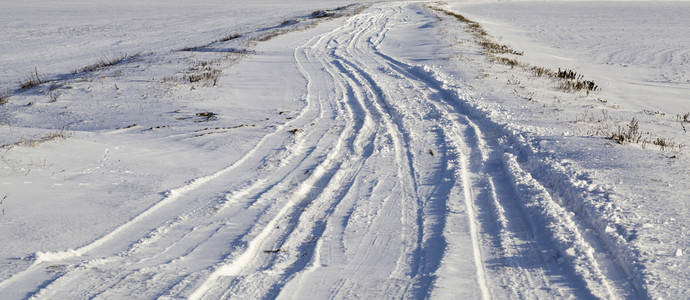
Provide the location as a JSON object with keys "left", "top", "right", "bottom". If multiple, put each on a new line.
{"left": 428, "top": 6, "right": 600, "bottom": 95}
{"left": 428, "top": 5, "right": 682, "bottom": 153}
{"left": 18, "top": 68, "right": 47, "bottom": 90}
{"left": 72, "top": 54, "right": 135, "bottom": 75}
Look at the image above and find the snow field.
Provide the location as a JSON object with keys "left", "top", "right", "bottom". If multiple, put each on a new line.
{"left": 0, "top": 1, "right": 689, "bottom": 299}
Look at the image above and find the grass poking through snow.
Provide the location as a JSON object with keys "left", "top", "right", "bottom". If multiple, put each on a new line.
{"left": 428, "top": 6, "right": 601, "bottom": 95}
{"left": 18, "top": 68, "right": 47, "bottom": 90}
{"left": 72, "top": 53, "right": 134, "bottom": 74}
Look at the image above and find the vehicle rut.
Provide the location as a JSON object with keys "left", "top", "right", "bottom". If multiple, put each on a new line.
{"left": 0, "top": 3, "right": 640, "bottom": 299}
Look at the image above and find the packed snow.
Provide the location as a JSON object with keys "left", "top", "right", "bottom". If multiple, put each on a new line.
{"left": 1, "top": 0, "right": 688, "bottom": 299}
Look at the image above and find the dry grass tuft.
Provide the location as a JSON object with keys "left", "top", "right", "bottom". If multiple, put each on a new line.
{"left": 478, "top": 40, "right": 523, "bottom": 56}
{"left": 678, "top": 112, "right": 689, "bottom": 133}
{"left": 216, "top": 33, "right": 241, "bottom": 43}
{"left": 530, "top": 66, "right": 555, "bottom": 77}
{"left": 19, "top": 68, "right": 47, "bottom": 90}
{"left": 195, "top": 112, "right": 218, "bottom": 122}
{"left": 73, "top": 53, "right": 133, "bottom": 74}
{"left": 652, "top": 137, "right": 678, "bottom": 152}
{"left": 606, "top": 118, "right": 683, "bottom": 152}
{"left": 610, "top": 118, "right": 642, "bottom": 144}
{"left": 8, "top": 129, "right": 71, "bottom": 148}
{"left": 487, "top": 54, "right": 523, "bottom": 68}
{"left": 0, "top": 92, "right": 9, "bottom": 105}
{"left": 185, "top": 70, "right": 221, "bottom": 86}
{"left": 184, "top": 61, "right": 222, "bottom": 86}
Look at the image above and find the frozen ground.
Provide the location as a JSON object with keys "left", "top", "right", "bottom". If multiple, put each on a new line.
{"left": 1, "top": 1, "right": 689, "bottom": 299}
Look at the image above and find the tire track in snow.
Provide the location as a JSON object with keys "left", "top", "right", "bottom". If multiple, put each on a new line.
{"left": 2, "top": 3, "right": 639, "bottom": 299}
{"left": 206, "top": 3, "right": 627, "bottom": 298}
{"left": 2, "top": 22, "right": 350, "bottom": 298}
{"left": 275, "top": 6, "right": 477, "bottom": 298}
{"left": 374, "top": 52, "right": 614, "bottom": 298}
{"left": 273, "top": 10, "right": 410, "bottom": 299}
{"left": 188, "top": 22, "right": 382, "bottom": 299}
{"left": 359, "top": 4, "right": 632, "bottom": 298}
{"left": 52, "top": 16, "right": 366, "bottom": 300}
{"left": 375, "top": 6, "right": 636, "bottom": 297}
{"left": 251, "top": 5, "right": 482, "bottom": 298}
{"left": 199, "top": 6, "right": 452, "bottom": 298}
{"left": 196, "top": 9, "right": 439, "bottom": 298}
{"left": 370, "top": 50, "right": 555, "bottom": 298}
{"left": 255, "top": 32, "right": 387, "bottom": 298}
{"left": 330, "top": 7, "right": 485, "bottom": 297}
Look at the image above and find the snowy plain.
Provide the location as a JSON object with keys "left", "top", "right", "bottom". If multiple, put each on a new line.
{"left": 1, "top": 0, "right": 689, "bottom": 299}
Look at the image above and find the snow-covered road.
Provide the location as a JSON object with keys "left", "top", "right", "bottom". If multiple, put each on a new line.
{"left": 1, "top": 1, "right": 687, "bottom": 299}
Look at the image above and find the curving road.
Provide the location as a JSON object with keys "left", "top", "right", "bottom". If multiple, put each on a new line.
{"left": 0, "top": 3, "right": 639, "bottom": 299}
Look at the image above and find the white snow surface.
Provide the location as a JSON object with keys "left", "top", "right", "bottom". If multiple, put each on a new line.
{"left": 1, "top": 1, "right": 689, "bottom": 299}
